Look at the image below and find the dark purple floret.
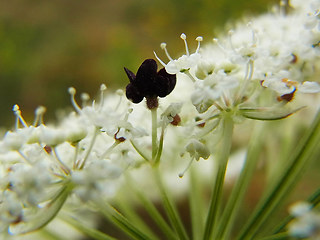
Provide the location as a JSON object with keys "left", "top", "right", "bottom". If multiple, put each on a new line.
{"left": 124, "top": 59, "right": 176, "bottom": 108}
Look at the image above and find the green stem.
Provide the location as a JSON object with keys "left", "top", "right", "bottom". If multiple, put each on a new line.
{"left": 129, "top": 176, "right": 178, "bottom": 240}
{"left": 151, "top": 108, "right": 158, "bottom": 162}
{"left": 115, "top": 197, "right": 160, "bottom": 240}
{"left": 153, "top": 167, "right": 190, "bottom": 240}
{"left": 96, "top": 201, "right": 153, "bottom": 240}
{"left": 237, "top": 109, "right": 320, "bottom": 240}
{"left": 155, "top": 121, "right": 165, "bottom": 165}
{"left": 272, "top": 187, "right": 320, "bottom": 234}
{"left": 213, "top": 122, "right": 264, "bottom": 239}
{"left": 256, "top": 232, "right": 289, "bottom": 240}
{"left": 60, "top": 213, "right": 117, "bottom": 240}
{"left": 124, "top": 173, "right": 177, "bottom": 239}
{"left": 130, "top": 139, "right": 151, "bottom": 162}
{"left": 203, "top": 116, "right": 234, "bottom": 240}
{"left": 189, "top": 166, "right": 205, "bottom": 240}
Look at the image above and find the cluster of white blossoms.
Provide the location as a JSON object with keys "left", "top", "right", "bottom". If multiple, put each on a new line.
{"left": 0, "top": 0, "right": 319, "bottom": 238}
{"left": 288, "top": 202, "right": 320, "bottom": 239}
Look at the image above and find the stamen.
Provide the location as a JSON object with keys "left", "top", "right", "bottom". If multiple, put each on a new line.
{"left": 279, "top": 0, "right": 289, "bottom": 16}
{"left": 13, "top": 104, "right": 28, "bottom": 129}
{"left": 178, "top": 157, "right": 194, "bottom": 178}
{"left": 228, "top": 30, "right": 236, "bottom": 52}
{"left": 68, "top": 87, "right": 82, "bottom": 114}
{"left": 115, "top": 89, "right": 124, "bottom": 110}
{"left": 213, "top": 38, "right": 227, "bottom": 54}
{"left": 99, "top": 84, "right": 107, "bottom": 110}
{"left": 153, "top": 51, "right": 167, "bottom": 68}
{"left": 195, "top": 36, "right": 203, "bottom": 53}
{"left": 247, "top": 22, "right": 258, "bottom": 46}
{"left": 123, "top": 108, "right": 133, "bottom": 122}
{"left": 180, "top": 33, "right": 190, "bottom": 56}
{"left": 161, "top": 42, "right": 173, "bottom": 61}
{"left": 33, "top": 106, "right": 46, "bottom": 127}
{"left": 80, "top": 93, "right": 90, "bottom": 107}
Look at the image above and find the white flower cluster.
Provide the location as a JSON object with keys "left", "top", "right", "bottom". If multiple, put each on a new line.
{"left": 0, "top": 86, "right": 148, "bottom": 235}
{"left": 0, "top": 0, "right": 319, "bottom": 237}
{"left": 288, "top": 201, "right": 320, "bottom": 239}
{"left": 155, "top": 0, "right": 320, "bottom": 114}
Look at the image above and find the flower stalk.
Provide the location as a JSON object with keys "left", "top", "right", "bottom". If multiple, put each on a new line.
{"left": 203, "top": 114, "right": 234, "bottom": 239}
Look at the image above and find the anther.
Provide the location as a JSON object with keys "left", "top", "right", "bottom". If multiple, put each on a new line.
{"left": 180, "top": 33, "right": 190, "bottom": 56}
{"left": 80, "top": 93, "right": 90, "bottom": 107}
{"left": 99, "top": 84, "right": 107, "bottom": 110}
{"left": 196, "top": 36, "right": 203, "bottom": 53}
{"left": 68, "top": 87, "right": 82, "bottom": 114}
{"left": 213, "top": 38, "right": 227, "bottom": 54}
{"left": 161, "top": 42, "right": 173, "bottom": 61}
{"left": 33, "top": 106, "right": 46, "bottom": 126}
{"left": 13, "top": 104, "right": 28, "bottom": 129}
{"left": 116, "top": 89, "right": 124, "bottom": 96}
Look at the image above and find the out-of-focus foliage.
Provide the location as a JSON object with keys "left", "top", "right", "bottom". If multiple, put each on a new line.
{"left": 0, "top": 0, "right": 277, "bottom": 126}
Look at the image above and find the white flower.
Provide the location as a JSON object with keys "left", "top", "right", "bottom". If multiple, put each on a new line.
{"left": 71, "top": 159, "right": 122, "bottom": 202}
{"left": 185, "top": 139, "right": 210, "bottom": 161}
{"left": 7, "top": 162, "right": 53, "bottom": 206}
{"left": 262, "top": 70, "right": 320, "bottom": 98}
{"left": 161, "top": 103, "right": 183, "bottom": 125}
{"left": 288, "top": 201, "right": 320, "bottom": 239}
{"left": 154, "top": 33, "right": 203, "bottom": 74}
{"left": 0, "top": 190, "right": 24, "bottom": 232}
{"left": 37, "top": 125, "right": 67, "bottom": 146}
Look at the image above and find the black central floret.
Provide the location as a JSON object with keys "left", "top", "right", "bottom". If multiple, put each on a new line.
{"left": 124, "top": 59, "right": 176, "bottom": 109}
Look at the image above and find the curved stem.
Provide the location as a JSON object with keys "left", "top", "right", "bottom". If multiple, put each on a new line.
{"left": 153, "top": 167, "right": 190, "bottom": 240}
{"left": 202, "top": 116, "right": 234, "bottom": 239}
{"left": 237, "top": 109, "right": 320, "bottom": 239}
{"left": 151, "top": 108, "right": 158, "bottom": 163}
{"left": 213, "top": 122, "right": 264, "bottom": 239}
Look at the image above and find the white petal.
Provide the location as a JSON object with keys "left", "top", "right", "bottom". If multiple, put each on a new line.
{"left": 299, "top": 81, "right": 320, "bottom": 93}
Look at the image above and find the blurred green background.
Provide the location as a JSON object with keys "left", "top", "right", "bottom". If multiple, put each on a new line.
{"left": 0, "top": 0, "right": 277, "bottom": 127}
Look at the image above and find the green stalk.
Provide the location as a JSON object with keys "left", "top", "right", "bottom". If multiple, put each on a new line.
{"left": 237, "top": 110, "right": 320, "bottom": 240}
{"left": 203, "top": 116, "right": 234, "bottom": 240}
{"left": 40, "top": 228, "right": 65, "bottom": 240}
{"left": 151, "top": 108, "right": 158, "bottom": 162}
{"left": 130, "top": 139, "right": 151, "bottom": 162}
{"left": 125, "top": 173, "right": 177, "bottom": 239}
{"left": 271, "top": 187, "right": 320, "bottom": 234}
{"left": 256, "top": 232, "right": 289, "bottom": 240}
{"left": 153, "top": 167, "right": 190, "bottom": 240}
{"left": 189, "top": 166, "right": 205, "bottom": 240}
{"left": 213, "top": 122, "right": 264, "bottom": 239}
{"left": 134, "top": 188, "right": 178, "bottom": 240}
{"left": 60, "top": 213, "right": 117, "bottom": 240}
{"left": 97, "top": 201, "right": 153, "bottom": 240}
{"left": 116, "top": 196, "right": 160, "bottom": 240}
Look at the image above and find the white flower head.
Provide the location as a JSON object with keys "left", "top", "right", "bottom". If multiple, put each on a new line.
{"left": 185, "top": 139, "right": 210, "bottom": 161}
{"left": 154, "top": 33, "right": 203, "bottom": 74}
{"left": 71, "top": 159, "right": 122, "bottom": 202}
{"left": 8, "top": 163, "right": 53, "bottom": 206}
{"left": 0, "top": 190, "right": 24, "bottom": 232}
{"left": 161, "top": 103, "right": 183, "bottom": 125}
{"left": 288, "top": 201, "right": 320, "bottom": 239}
{"left": 262, "top": 70, "right": 320, "bottom": 101}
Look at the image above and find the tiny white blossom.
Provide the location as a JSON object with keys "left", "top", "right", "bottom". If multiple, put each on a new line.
{"left": 154, "top": 33, "right": 203, "bottom": 74}
{"left": 288, "top": 201, "right": 320, "bottom": 239}
{"left": 71, "top": 159, "right": 122, "bottom": 202}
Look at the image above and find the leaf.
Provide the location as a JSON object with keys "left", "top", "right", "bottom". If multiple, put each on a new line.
{"left": 239, "top": 106, "right": 305, "bottom": 121}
